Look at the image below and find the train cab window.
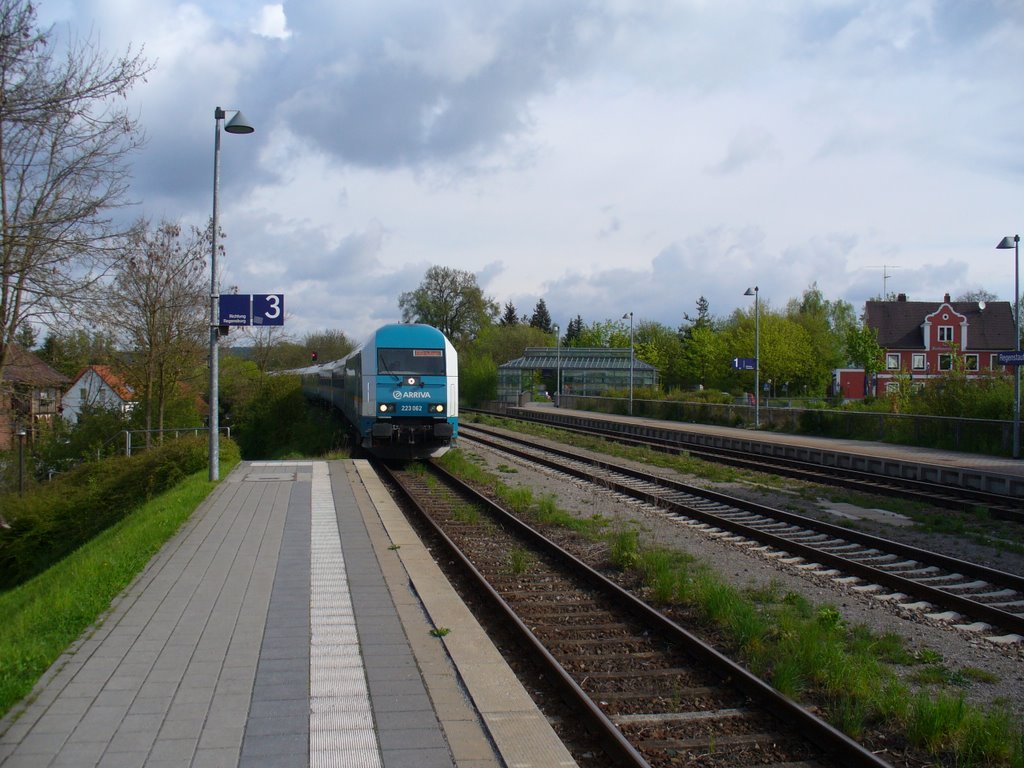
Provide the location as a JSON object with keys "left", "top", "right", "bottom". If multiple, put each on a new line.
{"left": 378, "top": 348, "right": 446, "bottom": 376}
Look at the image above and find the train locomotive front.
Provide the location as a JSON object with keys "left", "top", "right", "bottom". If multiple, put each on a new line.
{"left": 339, "top": 324, "right": 458, "bottom": 459}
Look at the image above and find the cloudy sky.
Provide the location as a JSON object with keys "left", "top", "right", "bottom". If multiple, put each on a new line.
{"left": 42, "top": 0, "right": 1024, "bottom": 342}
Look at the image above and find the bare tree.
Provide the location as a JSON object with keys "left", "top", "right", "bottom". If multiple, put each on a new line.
{"left": 0, "top": 0, "right": 150, "bottom": 388}
{"left": 241, "top": 323, "right": 296, "bottom": 373}
{"left": 106, "top": 220, "right": 207, "bottom": 441}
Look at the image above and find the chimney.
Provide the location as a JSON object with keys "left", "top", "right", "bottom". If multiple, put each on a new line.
{"left": 944, "top": 292, "right": 951, "bottom": 303}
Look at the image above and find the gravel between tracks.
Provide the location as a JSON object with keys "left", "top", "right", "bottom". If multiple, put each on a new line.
{"left": 459, "top": 426, "right": 1024, "bottom": 723}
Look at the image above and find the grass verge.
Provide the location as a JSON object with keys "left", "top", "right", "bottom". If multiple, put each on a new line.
{"left": 0, "top": 470, "right": 220, "bottom": 721}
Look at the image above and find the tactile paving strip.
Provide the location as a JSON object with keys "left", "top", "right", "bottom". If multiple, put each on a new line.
{"left": 309, "top": 462, "right": 383, "bottom": 768}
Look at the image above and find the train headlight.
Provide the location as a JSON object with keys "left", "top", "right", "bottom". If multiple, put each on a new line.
{"left": 432, "top": 404, "right": 445, "bottom": 413}
{"left": 379, "top": 403, "right": 395, "bottom": 413}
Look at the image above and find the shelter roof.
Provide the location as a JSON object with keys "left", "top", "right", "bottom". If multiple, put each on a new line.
{"left": 499, "top": 347, "right": 657, "bottom": 371}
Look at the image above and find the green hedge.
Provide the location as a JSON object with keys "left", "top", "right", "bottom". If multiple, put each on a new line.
{"left": 0, "top": 436, "right": 240, "bottom": 591}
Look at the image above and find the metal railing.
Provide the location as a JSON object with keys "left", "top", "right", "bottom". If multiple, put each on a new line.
{"left": 118, "top": 427, "right": 232, "bottom": 457}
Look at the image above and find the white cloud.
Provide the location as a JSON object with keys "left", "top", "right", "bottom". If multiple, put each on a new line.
{"left": 41, "top": 0, "right": 1024, "bottom": 341}
{"left": 252, "top": 4, "right": 291, "bottom": 40}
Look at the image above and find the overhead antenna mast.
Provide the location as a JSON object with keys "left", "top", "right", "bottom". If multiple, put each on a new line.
{"left": 865, "top": 265, "right": 902, "bottom": 300}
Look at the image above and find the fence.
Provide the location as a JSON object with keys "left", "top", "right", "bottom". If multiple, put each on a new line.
{"left": 111, "top": 427, "right": 232, "bottom": 458}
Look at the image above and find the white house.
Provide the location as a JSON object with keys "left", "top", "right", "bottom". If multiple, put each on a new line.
{"left": 62, "top": 365, "right": 136, "bottom": 424}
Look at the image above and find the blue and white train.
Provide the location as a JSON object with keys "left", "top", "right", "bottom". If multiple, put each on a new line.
{"left": 301, "top": 323, "right": 458, "bottom": 459}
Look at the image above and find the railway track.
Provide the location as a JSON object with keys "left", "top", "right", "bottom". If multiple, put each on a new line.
{"left": 459, "top": 423, "right": 1024, "bottom": 641}
{"left": 380, "top": 460, "right": 895, "bottom": 768}
{"left": 463, "top": 409, "right": 1024, "bottom": 522}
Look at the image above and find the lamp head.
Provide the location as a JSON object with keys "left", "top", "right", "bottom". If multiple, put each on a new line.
{"left": 997, "top": 235, "right": 1019, "bottom": 250}
{"left": 744, "top": 286, "right": 758, "bottom": 296}
{"left": 224, "top": 110, "right": 255, "bottom": 134}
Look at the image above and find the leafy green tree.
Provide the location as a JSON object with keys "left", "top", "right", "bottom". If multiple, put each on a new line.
{"left": 576, "top": 318, "right": 630, "bottom": 348}
{"left": 634, "top": 321, "right": 682, "bottom": 391}
{"left": 723, "top": 304, "right": 815, "bottom": 399}
{"left": 845, "top": 324, "right": 884, "bottom": 398}
{"left": 786, "top": 284, "right": 856, "bottom": 395}
{"left": 679, "top": 323, "right": 726, "bottom": 390}
{"left": 34, "top": 404, "right": 134, "bottom": 473}
{"left": 460, "top": 350, "right": 499, "bottom": 405}
{"left": 678, "top": 297, "right": 723, "bottom": 390}
{"left": 398, "top": 266, "right": 498, "bottom": 348}
{"left": 36, "top": 329, "right": 119, "bottom": 378}
{"left": 471, "top": 323, "right": 552, "bottom": 367}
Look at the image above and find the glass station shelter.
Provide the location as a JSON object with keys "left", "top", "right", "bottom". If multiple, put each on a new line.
{"left": 497, "top": 347, "right": 658, "bottom": 404}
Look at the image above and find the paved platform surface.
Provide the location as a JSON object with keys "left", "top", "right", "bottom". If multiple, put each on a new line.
{"left": 0, "top": 460, "right": 576, "bottom": 768}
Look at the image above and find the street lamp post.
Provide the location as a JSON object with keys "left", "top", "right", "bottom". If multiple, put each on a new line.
{"left": 997, "top": 235, "right": 1020, "bottom": 459}
{"left": 16, "top": 428, "right": 26, "bottom": 495}
{"left": 209, "top": 107, "right": 254, "bottom": 481}
{"left": 744, "top": 286, "right": 760, "bottom": 428}
{"left": 622, "top": 312, "right": 634, "bottom": 416}
{"left": 554, "top": 324, "right": 560, "bottom": 406}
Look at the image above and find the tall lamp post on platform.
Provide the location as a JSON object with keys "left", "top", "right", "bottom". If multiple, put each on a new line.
{"left": 997, "top": 235, "right": 1020, "bottom": 459}
{"left": 622, "top": 311, "right": 634, "bottom": 415}
{"left": 744, "top": 286, "right": 760, "bottom": 428}
{"left": 209, "top": 107, "right": 254, "bottom": 481}
{"left": 554, "top": 324, "right": 561, "bottom": 406}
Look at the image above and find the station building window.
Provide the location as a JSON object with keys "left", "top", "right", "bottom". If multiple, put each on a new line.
{"left": 911, "top": 353, "right": 925, "bottom": 371}
{"left": 938, "top": 326, "right": 954, "bottom": 342}
{"left": 886, "top": 353, "right": 900, "bottom": 370}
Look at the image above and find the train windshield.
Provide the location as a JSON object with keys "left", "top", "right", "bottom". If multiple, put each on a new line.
{"left": 377, "top": 348, "right": 446, "bottom": 376}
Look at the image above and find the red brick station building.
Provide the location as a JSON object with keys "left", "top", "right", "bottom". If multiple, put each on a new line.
{"left": 834, "top": 293, "right": 1018, "bottom": 400}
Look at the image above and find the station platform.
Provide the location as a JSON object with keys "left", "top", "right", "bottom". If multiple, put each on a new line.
{"left": 509, "top": 403, "right": 1024, "bottom": 498}
{"left": 0, "top": 460, "right": 576, "bottom": 768}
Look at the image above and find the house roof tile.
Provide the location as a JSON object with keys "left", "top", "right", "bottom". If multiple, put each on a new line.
{"left": 69, "top": 365, "right": 135, "bottom": 402}
{"left": 865, "top": 299, "right": 1016, "bottom": 350}
{"left": 3, "top": 343, "right": 70, "bottom": 387}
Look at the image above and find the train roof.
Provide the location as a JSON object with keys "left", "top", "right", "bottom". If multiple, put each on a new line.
{"left": 368, "top": 323, "right": 449, "bottom": 347}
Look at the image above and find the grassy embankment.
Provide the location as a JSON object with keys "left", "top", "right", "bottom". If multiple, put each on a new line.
{"left": 0, "top": 438, "right": 240, "bottom": 721}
